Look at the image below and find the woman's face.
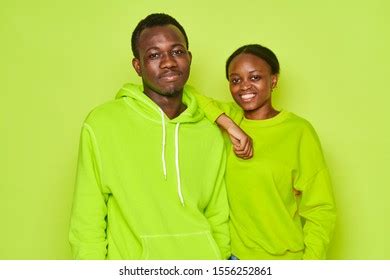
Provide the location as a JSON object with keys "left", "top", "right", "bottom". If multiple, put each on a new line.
{"left": 228, "top": 53, "right": 278, "bottom": 117}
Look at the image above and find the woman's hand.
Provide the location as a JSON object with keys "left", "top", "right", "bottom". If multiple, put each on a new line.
{"left": 216, "top": 114, "right": 253, "bottom": 159}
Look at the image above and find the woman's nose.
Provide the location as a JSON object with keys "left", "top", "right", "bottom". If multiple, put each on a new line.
{"left": 240, "top": 79, "right": 251, "bottom": 90}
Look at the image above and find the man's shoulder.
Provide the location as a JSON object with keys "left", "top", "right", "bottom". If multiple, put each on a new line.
{"left": 192, "top": 118, "right": 225, "bottom": 145}
{"left": 84, "top": 99, "right": 126, "bottom": 125}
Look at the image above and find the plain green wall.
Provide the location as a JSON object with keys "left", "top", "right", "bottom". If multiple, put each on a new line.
{"left": 1, "top": 0, "right": 389, "bottom": 259}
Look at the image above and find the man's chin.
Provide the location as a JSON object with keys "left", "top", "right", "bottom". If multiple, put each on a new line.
{"left": 160, "top": 85, "right": 184, "bottom": 96}
{"left": 143, "top": 81, "right": 185, "bottom": 98}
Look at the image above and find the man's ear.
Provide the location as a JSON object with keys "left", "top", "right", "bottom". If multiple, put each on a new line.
{"left": 132, "top": 58, "right": 142, "bottom": 77}
{"left": 188, "top": 51, "right": 192, "bottom": 66}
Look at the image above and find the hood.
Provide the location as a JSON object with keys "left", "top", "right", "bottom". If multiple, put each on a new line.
{"left": 115, "top": 83, "right": 204, "bottom": 124}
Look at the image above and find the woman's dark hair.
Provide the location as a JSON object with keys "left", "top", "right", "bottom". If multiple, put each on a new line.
{"left": 131, "top": 13, "right": 189, "bottom": 59}
{"left": 225, "top": 44, "right": 280, "bottom": 80}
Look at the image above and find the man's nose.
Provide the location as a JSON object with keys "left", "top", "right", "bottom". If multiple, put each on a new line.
{"left": 160, "top": 52, "right": 177, "bottom": 68}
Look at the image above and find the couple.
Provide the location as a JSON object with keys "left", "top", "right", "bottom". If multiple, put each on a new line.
{"left": 69, "top": 13, "right": 336, "bottom": 260}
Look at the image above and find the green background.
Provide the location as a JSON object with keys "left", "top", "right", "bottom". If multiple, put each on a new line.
{"left": 1, "top": 0, "right": 389, "bottom": 259}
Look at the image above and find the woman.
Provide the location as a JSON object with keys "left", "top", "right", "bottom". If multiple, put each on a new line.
{"left": 196, "top": 44, "right": 336, "bottom": 259}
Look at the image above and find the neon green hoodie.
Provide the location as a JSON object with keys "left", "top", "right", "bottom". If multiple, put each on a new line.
{"left": 69, "top": 84, "right": 230, "bottom": 260}
{"left": 195, "top": 95, "right": 336, "bottom": 260}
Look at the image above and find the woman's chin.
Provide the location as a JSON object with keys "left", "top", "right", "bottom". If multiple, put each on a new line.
{"left": 240, "top": 103, "right": 258, "bottom": 112}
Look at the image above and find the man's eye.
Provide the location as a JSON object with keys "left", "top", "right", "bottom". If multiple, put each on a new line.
{"left": 172, "top": 49, "right": 185, "bottom": 56}
{"left": 148, "top": 53, "right": 160, "bottom": 59}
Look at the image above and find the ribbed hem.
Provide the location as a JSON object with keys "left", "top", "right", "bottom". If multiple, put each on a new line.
{"left": 233, "top": 247, "right": 304, "bottom": 260}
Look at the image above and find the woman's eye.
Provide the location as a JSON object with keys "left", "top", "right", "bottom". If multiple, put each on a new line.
{"left": 230, "top": 78, "right": 240, "bottom": 84}
{"left": 251, "top": 75, "right": 261, "bottom": 81}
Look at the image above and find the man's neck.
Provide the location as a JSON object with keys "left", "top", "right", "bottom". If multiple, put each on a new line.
{"left": 144, "top": 90, "right": 187, "bottom": 119}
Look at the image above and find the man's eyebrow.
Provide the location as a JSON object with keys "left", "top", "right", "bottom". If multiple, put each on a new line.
{"left": 144, "top": 43, "right": 186, "bottom": 53}
{"left": 171, "top": 43, "right": 186, "bottom": 48}
{"left": 144, "top": 46, "right": 159, "bottom": 53}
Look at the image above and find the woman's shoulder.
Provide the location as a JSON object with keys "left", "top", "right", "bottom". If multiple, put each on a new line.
{"left": 285, "top": 112, "right": 319, "bottom": 136}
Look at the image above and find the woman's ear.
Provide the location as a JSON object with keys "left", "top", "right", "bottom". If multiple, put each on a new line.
{"left": 271, "top": 74, "right": 279, "bottom": 89}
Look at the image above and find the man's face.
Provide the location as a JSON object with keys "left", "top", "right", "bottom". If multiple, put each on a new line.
{"left": 132, "top": 25, "right": 192, "bottom": 97}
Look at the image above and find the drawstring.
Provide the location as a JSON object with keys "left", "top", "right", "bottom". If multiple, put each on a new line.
{"left": 158, "top": 108, "right": 185, "bottom": 206}
{"left": 175, "top": 123, "right": 184, "bottom": 206}
{"left": 160, "top": 109, "right": 167, "bottom": 180}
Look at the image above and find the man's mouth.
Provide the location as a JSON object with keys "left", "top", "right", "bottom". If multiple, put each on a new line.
{"left": 160, "top": 71, "right": 181, "bottom": 81}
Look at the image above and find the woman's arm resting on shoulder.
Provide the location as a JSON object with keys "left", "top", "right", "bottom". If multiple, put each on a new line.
{"left": 216, "top": 114, "right": 253, "bottom": 159}
{"left": 193, "top": 92, "right": 251, "bottom": 159}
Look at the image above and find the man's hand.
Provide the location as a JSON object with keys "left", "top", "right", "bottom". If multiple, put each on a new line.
{"left": 216, "top": 114, "right": 253, "bottom": 159}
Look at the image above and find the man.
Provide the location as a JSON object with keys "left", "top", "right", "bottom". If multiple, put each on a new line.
{"left": 69, "top": 13, "right": 236, "bottom": 260}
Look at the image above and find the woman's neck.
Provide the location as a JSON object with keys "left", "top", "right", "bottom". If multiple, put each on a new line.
{"left": 244, "top": 104, "right": 279, "bottom": 120}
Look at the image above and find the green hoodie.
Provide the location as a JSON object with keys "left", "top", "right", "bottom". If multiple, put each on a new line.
{"left": 69, "top": 84, "right": 230, "bottom": 260}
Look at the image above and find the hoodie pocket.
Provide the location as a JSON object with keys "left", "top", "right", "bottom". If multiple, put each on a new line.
{"left": 140, "top": 231, "right": 221, "bottom": 260}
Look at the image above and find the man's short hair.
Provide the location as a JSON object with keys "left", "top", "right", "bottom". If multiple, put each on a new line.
{"left": 131, "top": 13, "right": 189, "bottom": 59}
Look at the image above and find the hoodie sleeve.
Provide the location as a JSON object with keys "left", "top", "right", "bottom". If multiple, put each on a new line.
{"left": 203, "top": 145, "right": 231, "bottom": 259}
{"left": 294, "top": 125, "right": 336, "bottom": 260}
{"left": 193, "top": 92, "right": 243, "bottom": 124}
{"left": 69, "top": 123, "right": 109, "bottom": 259}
